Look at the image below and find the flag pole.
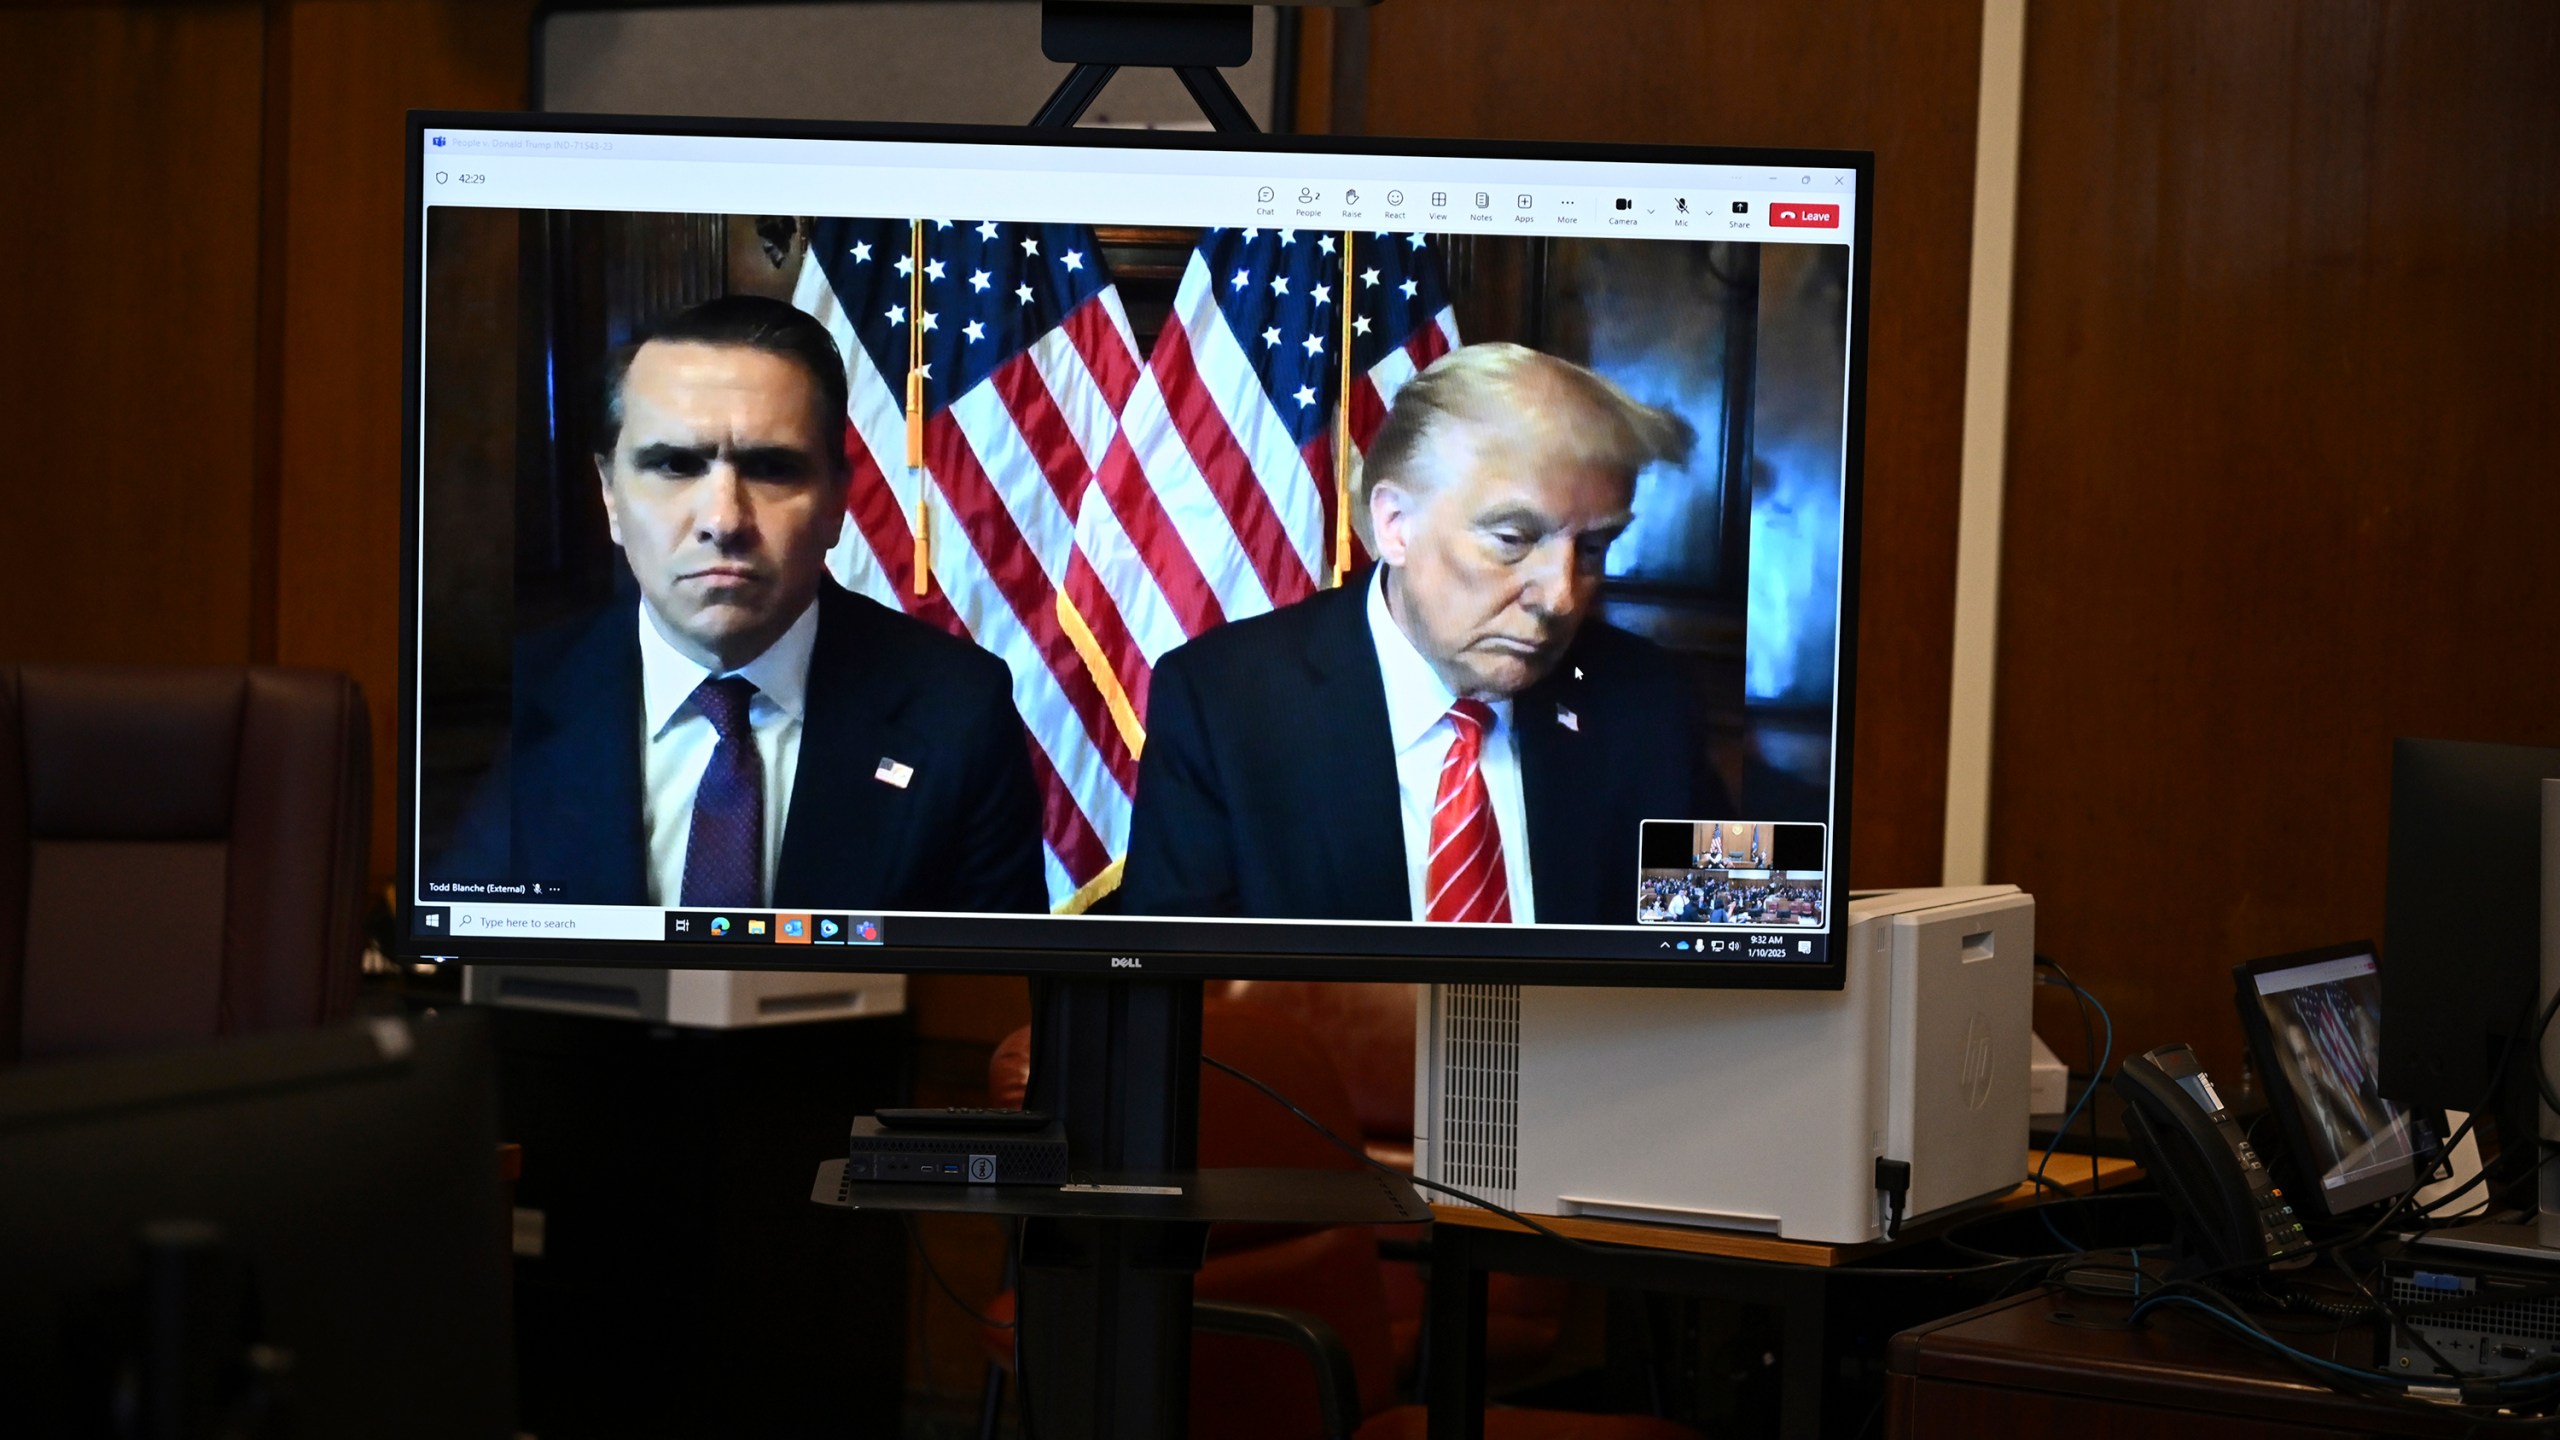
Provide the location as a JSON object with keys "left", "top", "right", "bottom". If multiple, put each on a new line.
{"left": 907, "top": 218, "right": 930, "bottom": 596}
{"left": 1331, "top": 229, "right": 1356, "bottom": 587}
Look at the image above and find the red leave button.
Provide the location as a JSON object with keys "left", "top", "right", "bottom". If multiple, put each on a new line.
{"left": 1768, "top": 202, "right": 1840, "bottom": 229}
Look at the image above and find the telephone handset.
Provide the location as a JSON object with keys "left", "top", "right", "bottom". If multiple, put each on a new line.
{"left": 2113, "top": 1043, "right": 2312, "bottom": 1270}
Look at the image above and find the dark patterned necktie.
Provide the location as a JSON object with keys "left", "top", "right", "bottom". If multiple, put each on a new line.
{"left": 679, "top": 676, "right": 763, "bottom": 907}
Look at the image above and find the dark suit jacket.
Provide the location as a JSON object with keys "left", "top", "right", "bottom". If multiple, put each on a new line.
{"left": 439, "top": 579, "right": 1047, "bottom": 913}
{"left": 1119, "top": 577, "right": 1731, "bottom": 925}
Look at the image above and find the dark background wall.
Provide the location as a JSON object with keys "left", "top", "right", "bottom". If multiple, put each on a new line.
{"left": 1990, "top": 1, "right": 2560, "bottom": 1084}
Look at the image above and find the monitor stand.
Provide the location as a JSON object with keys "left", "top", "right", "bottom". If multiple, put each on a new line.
{"left": 801, "top": 14, "right": 1425, "bottom": 1432}
{"left": 801, "top": 16, "right": 1425, "bottom": 1424}
{"left": 1014, "top": 976, "right": 1206, "bottom": 1437}
{"left": 1022, "top": 11, "right": 1245, "bottom": 1436}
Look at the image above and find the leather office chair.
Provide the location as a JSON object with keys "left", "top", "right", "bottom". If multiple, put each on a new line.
{"left": 0, "top": 666, "right": 371, "bottom": 1066}
{"left": 984, "top": 998, "right": 1697, "bottom": 1440}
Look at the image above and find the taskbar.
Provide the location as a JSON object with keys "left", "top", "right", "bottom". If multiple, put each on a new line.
{"left": 405, "top": 899, "right": 1829, "bottom": 968}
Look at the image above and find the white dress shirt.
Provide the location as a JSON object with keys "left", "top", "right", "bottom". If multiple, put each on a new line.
{"left": 1366, "top": 571, "right": 1536, "bottom": 923}
{"left": 636, "top": 598, "right": 818, "bottom": 907}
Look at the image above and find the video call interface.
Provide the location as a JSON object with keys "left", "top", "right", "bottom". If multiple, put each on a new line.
{"left": 407, "top": 125, "right": 1860, "bottom": 972}
{"left": 2247, "top": 951, "right": 2439, "bottom": 1197}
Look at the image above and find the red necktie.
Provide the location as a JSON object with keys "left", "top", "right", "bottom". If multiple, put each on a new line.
{"left": 1425, "top": 699, "right": 1513, "bottom": 924}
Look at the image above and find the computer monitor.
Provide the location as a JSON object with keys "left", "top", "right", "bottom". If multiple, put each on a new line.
{"left": 401, "top": 112, "right": 1870, "bottom": 987}
{"left": 2233, "top": 942, "right": 2448, "bottom": 1218}
{"left": 0, "top": 1015, "right": 513, "bottom": 1437}
{"left": 2378, "top": 739, "right": 2560, "bottom": 1126}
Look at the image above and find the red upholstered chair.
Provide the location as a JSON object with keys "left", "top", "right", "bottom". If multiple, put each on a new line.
{"left": 1207, "top": 981, "right": 1573, "bottom": 1376}
{"left": 984, "top": 997, "right": 1696, "bottom": 1440}
{"left": 0, "top": 666, "right": 372, "bottom": 1066}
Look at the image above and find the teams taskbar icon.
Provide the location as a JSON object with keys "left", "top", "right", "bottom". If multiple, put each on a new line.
{"left": 664, "top": 911, "right": 884, "bottom": 946}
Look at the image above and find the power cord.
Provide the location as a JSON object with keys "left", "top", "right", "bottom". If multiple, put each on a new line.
{"left": 2322, "top": 988, "right": 2560, "bottom": 1261}
{"left": 2124, "top": 1289, "right": 2560, "bottom": 1427}
{"left": 2031, "top": 955, "right": 2112, "bottom": 1252}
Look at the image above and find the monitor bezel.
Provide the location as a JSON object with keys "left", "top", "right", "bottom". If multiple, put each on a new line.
{"left": 398, "top": 107, "right": 1873, "bottom": 989}
{"left": 2230, "top": 940, "right": 2449, "bottom": 1218}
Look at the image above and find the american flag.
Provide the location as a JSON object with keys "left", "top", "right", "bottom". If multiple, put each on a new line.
{"left": 790, "top": 219, "right": 1458, "bottom": 911}
{"left": 1061, "top": 226, "right": 1460, "bottom": 742}
{"left": 2295, "top": 983, "right": 2375, "bottom": 1096}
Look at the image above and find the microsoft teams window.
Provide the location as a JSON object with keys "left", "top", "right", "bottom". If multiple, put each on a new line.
{"left": 405, "top": 120, "right": 1863, "bottom": 981}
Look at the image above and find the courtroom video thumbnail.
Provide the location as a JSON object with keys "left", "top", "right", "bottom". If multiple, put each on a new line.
{"left": 413, "top": 205, "right": 1853, "bottom": 929}
{"left": 1635, "top": 819, "right": 1826, "bottom": 927}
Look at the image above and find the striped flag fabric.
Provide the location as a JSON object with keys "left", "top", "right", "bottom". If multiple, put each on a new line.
{"left": 791, "top": 217, "right": 1145, "bottom": 912}
{"left": 789, "top": 219, "right": 1458, "bottom": 912}
{"left": 1060, "top": 227, "right": 1460, "bottom": 748}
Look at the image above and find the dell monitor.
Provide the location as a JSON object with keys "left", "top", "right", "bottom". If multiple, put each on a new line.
{"left": 400, "top": 112, "right": 1870, "bottom": 989}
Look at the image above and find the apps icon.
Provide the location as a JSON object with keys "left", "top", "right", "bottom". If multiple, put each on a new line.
{"left": 709, "top": 916, "right": 731, "bottom": 937}
{"left": 1516, "top": 193, "right": 1532, "bottom": 209}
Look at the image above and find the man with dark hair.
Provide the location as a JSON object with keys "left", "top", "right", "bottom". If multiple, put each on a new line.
{"left": 442, "top": 294, "right": 1046, "bottom": 914}
{"left": 1120, "top": 342, "right": 1732, "bottom": 926}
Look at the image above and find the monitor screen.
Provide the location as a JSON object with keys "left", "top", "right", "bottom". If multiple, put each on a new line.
{"left": 2238, "top": 945, "right": 2445, "bottom": 1215}
{"left": 401, "top": 113, "right": 1868, "bottom": 986}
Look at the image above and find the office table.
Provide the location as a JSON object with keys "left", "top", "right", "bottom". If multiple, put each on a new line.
{"left": 1887, "top": 1285, "right": 2480, "bottom": 1438}
{"left": 1425, "top": 1149, "right": 2142, "bottom": 1440}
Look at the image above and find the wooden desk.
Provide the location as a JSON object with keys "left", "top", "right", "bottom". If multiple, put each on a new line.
{"left": 1429, "top": 1148, "right": 2142, "bottom": 1268}
{"left": 1427, "top": 1149, "right": 2143, "bottom": 1440}
{"left": 1888, "top": 1287, "right": 2479, "bottom": 1438}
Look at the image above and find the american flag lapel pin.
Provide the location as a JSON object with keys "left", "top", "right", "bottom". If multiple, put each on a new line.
{"left": 1557, "top": 705, "right": 1579, "bottom": 733}
{"left": 875, "top": 757, "right": 916, "bottom": 789}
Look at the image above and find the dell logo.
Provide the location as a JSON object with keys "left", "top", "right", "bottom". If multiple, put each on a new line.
{"left": 1110, "top": 956, "right": 1144, "bottom": 969}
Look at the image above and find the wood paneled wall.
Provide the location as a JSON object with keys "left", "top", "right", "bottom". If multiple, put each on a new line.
{"left": 0, "top": 0, "right": 534, "bottom": 872}
{"left": 1349, "top": 0, "right": 1989, "bottom": 888}
{"left": 269, "top": 0, "right": 538, "bottom": 877}
{"left": 1992, "top": 2, "right": 2560, "bottom": 1082}
{"left": 0, "top": 1, "right": 270, "bottom": 668}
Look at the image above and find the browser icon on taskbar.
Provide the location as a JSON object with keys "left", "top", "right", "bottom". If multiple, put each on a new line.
{"left": 667, "top": 910, "right": 776, "bottom": 942}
